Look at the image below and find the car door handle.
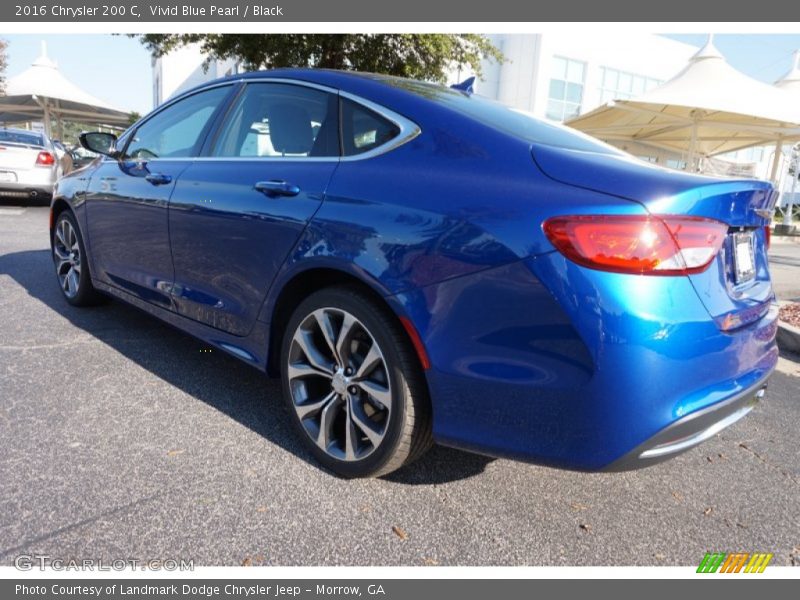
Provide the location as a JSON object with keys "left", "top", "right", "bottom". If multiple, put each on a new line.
{"left": 254, "top": 180, "right": 301, "bottom": 197}
{"left": 145, "top": 173, "right": 173, "bottom": 186}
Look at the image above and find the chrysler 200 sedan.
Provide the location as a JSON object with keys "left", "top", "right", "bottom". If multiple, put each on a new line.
{"left": 50, "top": 69, "right": 778, "bottom": 477}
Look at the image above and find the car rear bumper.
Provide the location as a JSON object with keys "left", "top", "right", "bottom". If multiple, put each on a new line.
{"left": 603, "top": 375, "right": 769, "bottom": 471}
{"left": 391, "top": 254, "right": 779, "bottom": 471}
{"left": 0, "top": 168, "right": 57, "bottom": 196}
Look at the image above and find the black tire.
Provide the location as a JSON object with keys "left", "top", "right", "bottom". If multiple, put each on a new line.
{"left": 52, "top": 210, "right": 106, "bottom": 307}
{"left": 280, "top": 285, "right": 433, "bottom": 478}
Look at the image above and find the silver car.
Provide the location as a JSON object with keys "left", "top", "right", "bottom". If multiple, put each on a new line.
{"left": 0, "top": 127, "right": 62, "bottom": 200}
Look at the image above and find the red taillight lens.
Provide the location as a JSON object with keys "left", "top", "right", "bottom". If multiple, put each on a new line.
{"left": 764, "top": 225, "right": 771, "bottom": 251}
{"left": 36, "top": 151, "right": 55, "bottom": 166}
{"left": 543, "top": 215, "right": 728, "bottom": 276}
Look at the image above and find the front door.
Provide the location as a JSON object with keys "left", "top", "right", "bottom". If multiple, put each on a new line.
{"left": 84, "top": 85, "right": 233, "bottom": 307}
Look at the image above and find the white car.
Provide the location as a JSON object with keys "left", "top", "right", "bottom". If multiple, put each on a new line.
{"left": 0, "top": 127, "right": 61, "bottom": 201}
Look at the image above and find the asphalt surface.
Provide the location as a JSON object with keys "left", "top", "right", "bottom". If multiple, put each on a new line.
{"left": 1, "top": 202, "right": 798, "bottom": 567}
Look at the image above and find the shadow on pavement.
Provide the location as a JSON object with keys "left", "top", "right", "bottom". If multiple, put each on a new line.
{"left": 0, "top": 248, "right": 494, "bottom": 485}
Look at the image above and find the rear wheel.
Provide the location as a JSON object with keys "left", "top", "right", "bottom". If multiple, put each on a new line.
{"left": 281, "top": 286, "right": 432, "bottom": 478}
{"left": 52, "top": 211, "right": 105, "bottom": 306}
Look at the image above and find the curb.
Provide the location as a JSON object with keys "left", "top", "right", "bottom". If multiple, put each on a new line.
{"left": 770, "top": 235, "right": 800, "bottom": 245}
{"left": 777, "top": 320, "right": 800, "bottom": 354}
{"left": 777, "top": 301, "right": 800, "bottom": 353}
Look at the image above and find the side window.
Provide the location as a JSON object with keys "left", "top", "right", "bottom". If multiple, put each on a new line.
{"left": 125, "top": 86, "right": 231, "bottom": 159}
{"left": 212, "top": 83, "right": 338, "bottom": 158}
{"left": 341, "top": 98, "right": 400, "bottom": 157}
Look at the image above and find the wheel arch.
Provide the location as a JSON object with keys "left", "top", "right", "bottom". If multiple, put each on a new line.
{"left": 49, "top": 197, "right": 73, "bottom": 245}
{"left": 265, "top": 265, "right": 428, "bottom": 381}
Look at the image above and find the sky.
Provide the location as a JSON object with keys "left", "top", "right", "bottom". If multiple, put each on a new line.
{"left": 2, "top": 34, "right": 153, "bottom": 115}
{"left": 2, "top": 33, "right": 799, "bottom": 118}
{"left": 663, "top": 34, "right": 800, "bottom": 83}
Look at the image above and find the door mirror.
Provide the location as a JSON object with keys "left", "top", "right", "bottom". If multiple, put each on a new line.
{"left": 79, "top": 132, "right": 119, "bottom": 158}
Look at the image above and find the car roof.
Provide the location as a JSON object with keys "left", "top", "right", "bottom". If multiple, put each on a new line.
{"left": 0, "top": 127, "right": 45, "bottom": 136}
{"left": 171, "top": 68, "right": 442, "bottom": 109}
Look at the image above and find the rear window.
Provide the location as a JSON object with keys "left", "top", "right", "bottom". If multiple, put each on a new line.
{"left": 383, "top": 78, "right": 623, "bottom": 155}
{"left": 0, "top": 130, "right": 45, "bottom": 147}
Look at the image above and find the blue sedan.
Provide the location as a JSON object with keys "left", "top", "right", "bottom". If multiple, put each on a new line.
{"left": 51, "top": 69, "right": 778, "bottom": 477}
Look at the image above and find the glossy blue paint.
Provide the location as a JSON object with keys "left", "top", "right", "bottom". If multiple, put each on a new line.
{"left": 169, "top": 159, "right": 337, "bottom": 335}
{"left": 52, "top": 68, "right": 778, "bottom": 471}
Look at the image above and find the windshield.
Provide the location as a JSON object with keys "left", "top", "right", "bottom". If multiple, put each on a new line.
{"left": 383, "top": 78, "right": 623, "bottom": 155}
{"left": 0, "top": 130, "right": 45, "bottom": 147}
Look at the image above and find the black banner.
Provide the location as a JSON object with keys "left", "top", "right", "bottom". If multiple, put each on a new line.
{"left": 2, "top": 0, "right": 799, "bottom": 22}
{"left": 4, "top": 579, "right": 799, "bottom": 600}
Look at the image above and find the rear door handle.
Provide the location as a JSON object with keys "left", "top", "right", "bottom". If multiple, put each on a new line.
{"left": 145, "top": 173, "right": 173, "bottom": 185}
{"left": 255, "top": 180, "right": 301, "bottom": 197}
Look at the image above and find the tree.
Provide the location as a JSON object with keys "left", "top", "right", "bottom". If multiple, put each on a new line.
{"left": 133, "top": 34, "right": 503, "bottom": 83}
{"left": 0, "top": 38, "right": 8, "bottom": 95}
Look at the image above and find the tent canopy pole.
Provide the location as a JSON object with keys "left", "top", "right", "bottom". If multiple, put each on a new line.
{"left": 770, "top": 138, "right": 784, "bottom": 183}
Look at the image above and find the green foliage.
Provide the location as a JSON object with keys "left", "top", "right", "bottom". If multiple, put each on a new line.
{"left": 133, "top": 34, "right": 504, "bottom": 83}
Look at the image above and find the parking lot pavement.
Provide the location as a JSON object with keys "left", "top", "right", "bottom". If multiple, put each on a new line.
{"left": 769, "top": 238, "right": 800, "bottom": 301}
{"left": 1, "top": 203, "right": 798, "bottom": 567}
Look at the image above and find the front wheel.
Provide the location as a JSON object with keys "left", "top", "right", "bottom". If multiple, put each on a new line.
{"left": 52, "top": 211, "right": 105, "bottom": 306}
{"left": 280, "top": 286, "right": 432, "bottom": 478}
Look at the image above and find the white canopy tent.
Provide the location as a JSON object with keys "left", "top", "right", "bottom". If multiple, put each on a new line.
{"left": 565, "top": 36, "right": 800, "bottom": 181}
{"left": 0, "top": 42, "right": 130, "bottom": 140}
{"left": 776, "top": 50, "right": 800, "bottom": 95}
{"left": 775, "top": 50, "right": 800, "bottom": 228}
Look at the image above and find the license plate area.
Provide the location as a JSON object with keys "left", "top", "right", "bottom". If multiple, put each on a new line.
{"left": 732, "top": 231, "right": 755, "bottom": 284}
{"left": 0, "top": 171, "right": 17, "bottom": 183}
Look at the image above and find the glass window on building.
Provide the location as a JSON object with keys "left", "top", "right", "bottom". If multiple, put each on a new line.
{"left": 547, "top": 56, "right": 586, "bottom": 122}
{"left": 599, "top": 67, "right": 663, "bottom": 103}
{"left": 722, "top": 146, "right": 765, "bottom": 163}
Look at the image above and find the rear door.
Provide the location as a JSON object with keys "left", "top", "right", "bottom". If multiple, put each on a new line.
{"left": 84, "top": 85, "right": 234, "bottom": 307}
{"left": 168, "top": 81, "right": 341, "bottom": 335}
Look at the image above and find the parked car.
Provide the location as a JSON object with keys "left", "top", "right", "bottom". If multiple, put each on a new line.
{"left": 51, "top": 69, "right": 778, "bottom": 477}
{"left": 0, "top": 127, "right": 60, "bottom": 200}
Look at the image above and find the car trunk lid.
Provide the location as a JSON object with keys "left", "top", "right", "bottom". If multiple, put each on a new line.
{"left": 532, "top": 144, "right": 777, "bottom": 329}
{"left": 0, "top": 142, "right": 45, "bottom": 171}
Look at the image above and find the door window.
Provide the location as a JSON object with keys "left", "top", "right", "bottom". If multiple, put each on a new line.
{"left": 211, "top": 83, "right": 339, "bottom": 158}
{"left": 125, "top": 86, "right": 231, "bottom": 160}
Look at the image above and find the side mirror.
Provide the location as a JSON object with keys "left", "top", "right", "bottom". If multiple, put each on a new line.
{"left": 79, "top": 132, "right": 119, "bottom": 158}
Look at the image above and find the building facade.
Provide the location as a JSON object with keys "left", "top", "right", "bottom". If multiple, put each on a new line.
{"left": 152, "top": 43, "right": 240, "bottom": 107}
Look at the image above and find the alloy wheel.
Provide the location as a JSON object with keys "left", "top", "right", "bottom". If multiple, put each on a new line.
{"left": 54, "top": 218, "right": 81, "bottom": 299}
{"left": 287, "top": 307, "right": 393, "bottom": 462}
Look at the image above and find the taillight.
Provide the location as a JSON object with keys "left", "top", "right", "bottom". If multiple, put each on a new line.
{"left": 36, "top": 151, "right": 55, "bottom": 167}
{"left": 543, "top": 215, "right": 728, "bottom": 276}
{"left": 764, "top": 225, "right": 771, "bottom": 251}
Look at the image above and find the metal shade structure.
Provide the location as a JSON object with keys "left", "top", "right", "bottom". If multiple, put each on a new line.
{"left": 0, "top": 42, "right": 130, "bottom": 139}
{"left": 566, "top": 36, "right": 800, "bottom": 181}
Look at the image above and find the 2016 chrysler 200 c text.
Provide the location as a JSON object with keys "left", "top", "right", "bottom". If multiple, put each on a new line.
{"left": 50, "top": 69, "right": 778, "bottom": 477}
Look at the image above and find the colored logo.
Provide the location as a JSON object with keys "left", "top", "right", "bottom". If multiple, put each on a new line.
{"left": 697, "top": 552, "right": 773, "bottom": 573}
